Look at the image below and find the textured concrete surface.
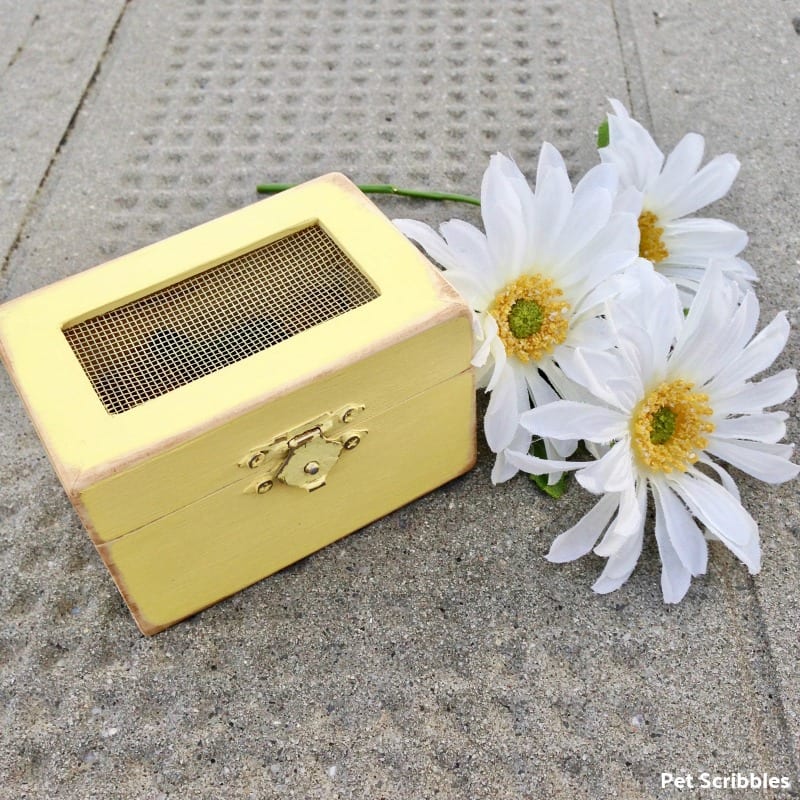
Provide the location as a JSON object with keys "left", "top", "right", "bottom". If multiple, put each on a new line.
{"left": 0, "top": 1, "right": 798, "bottom": 798}
{"left": 0, "top": 0, "right": 127, "bottom": 259}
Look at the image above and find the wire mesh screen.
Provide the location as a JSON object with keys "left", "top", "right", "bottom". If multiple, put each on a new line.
{"left": 63, "top": 225, "right": 380, "bottom": 414}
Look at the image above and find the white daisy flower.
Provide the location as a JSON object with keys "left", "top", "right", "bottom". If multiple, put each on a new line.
{"left": 394, "top": 147, "right": 638, "bottom": 483}
{"left": 601, "top": 99, "right": 756, "bottom": 301}
{"left": 506, "top": 265, "right": 798, "bottom": 602}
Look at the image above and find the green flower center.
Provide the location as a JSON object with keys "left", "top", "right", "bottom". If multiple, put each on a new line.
{"left": 508, "top": 299, "right": 545, "bottom": 339}
{"left": 489, "top": 274, "right": 571, "bottom": 363}
{"left": 649, "top": 406, "right": 677, "bottom": 445}
{"left": 631, "top": 380, "right": 715, "bottom": 473}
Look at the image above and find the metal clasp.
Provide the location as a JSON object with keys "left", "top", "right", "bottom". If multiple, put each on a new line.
{"left": 240, "top": 404, "right": 366, "bottom": 494}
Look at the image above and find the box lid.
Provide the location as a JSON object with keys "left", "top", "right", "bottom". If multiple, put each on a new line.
{"left": 0, "top": 174, "right": 471, "bottom": 497}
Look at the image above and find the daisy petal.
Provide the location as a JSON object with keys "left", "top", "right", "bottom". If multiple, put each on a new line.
{"left": 562, "top": 212, "right": 640, "bottom": 293}
{"left": 525, "top": 369, "right": 560, "bottom": 407}
{"left": 659, "top": 153, "right": 740, "bottom": 219}
{"left": 485, "top": 334, "right": 507, "bottom": 391}
{"left": 525, "top": 369, "right": 578, "bottom": 459}
{"left": 662, "top": 217, "right": 748, "bottom": 260}
{"left": 724, "top": 255, "right": 758, "bottom": 284}
{"left": 653, "top": 486, "right": 693, "bottom": 603}
{"left": 484, "top": 365, "right": 522, "bottom": 452}
{"left": 713, "top": 370, "right": 797, "bottom": 414}
{"left": 703, "top": 288, "right": 760, "bottom": 376}
{"left": 614, "top": 185, "right": 645, "bottom": 215}
{"left": 615, "top": 267, "right": 682, "bottom": 368}
{"left": 647, "top": 132, "right": 705, "bottom": 211}
{"left": 393, "top": 219, "right": 460, "bottom": 271}
{"left": 591, "top": 526, "right": 644, "bottom": 595}
{"left": 536, "top": 141, "right": 567, "bottom": 183}
{"left": 546, "top": 493, "right": 619, "bottom": 563}
{"left": 697, "top": 454, "right": 741, "bottom": 502}
{"left": 561, "top": 314, "right": 614, "bottom": 351}
{"left": 576, "top": 441, "right": 634, "bottom": 494}
{"left": 489, "top": 154, "right": 541, "bottom": 271}
{"left": 491, "top": 453, "right": 518, "bottom": 485}
{"left": 651, "top": 479, "right": 707, "bottom": 576}
{"left": 711, "top": 312, "right": 791, "bottom": 391}
{"left": 713, "top": 412, "right": 788, "bottom": 444}
{"left": 538, "top": 356, "right": 585, "bottom": 401}
{"left": 481, "top": 154, "right": 528, "bottom": 281}
{"left": 608, "top": 98, "right": 631, "bottom": 119}
{"left": 471, "top": 314, "right": 498, "bottom": 369}
{"left": 439, "top": 269, "right": 493, "bottom": 310}
{"left": 491, "top": 426, "right": 532, "bottom": 485}
{"left": 602, "top": 103, "right": 664, "bottom": 191}
{"left": 552, "top": 184, "right": 614, "bottom": 265}
{"left": 670, "top": 264, "right": 739, "bottom": 379}
{"left": 706, "top": 437, "right": 800, "bottom": 484}
{"left": 672, "top": 277, "right": 758, "bottom": 387}
{"left": 438, "top": 219, "right": 497, "bottom": 300}
{"left": 503, "top": 449, "right": 584, "bottom": 475}
{"left": 555, "top": 347, "right": 639, "bottom": 412}
{"left": 519, "top": 401, "right": 628, "bottom": 443}
{"left": 573, "top": 162, "right": 619, "bottom": 197}
{"left": 667, "top": 470, "right": 760, "bottom": 572}
{"left": 594, "top": 479, "right": 647, "bottom": 555}
{"left": 531, "top": 156, "right": 573, "bottom": 265}
{"left": 438, "top": 218, "right": 493, "bottom": 276}
{"left": 672, "top": 262, "right": 725, "bottom": 355}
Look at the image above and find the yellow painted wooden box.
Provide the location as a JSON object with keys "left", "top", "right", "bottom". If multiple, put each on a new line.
{"left": 0, "top": 174, "right": 476, "bottom": 635}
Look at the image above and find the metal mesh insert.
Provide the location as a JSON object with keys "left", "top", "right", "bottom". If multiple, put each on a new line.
{"left": 63, "top": 225, "right": 379, "bottom": 414}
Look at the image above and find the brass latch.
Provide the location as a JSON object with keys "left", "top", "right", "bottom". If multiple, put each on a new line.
{"left": 240, "top": 404, "right": 367, "bottom": 494}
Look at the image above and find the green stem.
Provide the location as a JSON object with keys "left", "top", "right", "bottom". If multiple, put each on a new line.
{"left": 256, "top": 182, "right": 481, "bottom": 206}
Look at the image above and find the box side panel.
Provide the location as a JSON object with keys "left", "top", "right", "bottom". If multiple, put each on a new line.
{"left": 97, "top": 369, "right": 476, "bottom": 635}
{"left": 79, "top": 313, "right": 472, "bottom": 542}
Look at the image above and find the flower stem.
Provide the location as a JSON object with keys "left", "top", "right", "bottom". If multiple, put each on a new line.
{"left": 256, "top": 182, "right": 481, "bottom": 206}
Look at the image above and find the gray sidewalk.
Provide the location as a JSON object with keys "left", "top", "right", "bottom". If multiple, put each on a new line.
{"left": 1, "top": 1, "right": 798, "bottom": 798}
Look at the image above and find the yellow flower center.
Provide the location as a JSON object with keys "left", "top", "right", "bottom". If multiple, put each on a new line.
{"left": 489, "top": 274, "right": 570, "bottom": 363}
{"left": 638, "top": 210, "right": 669, "bottom": 263}
{"left": 631, "top": 379, "right": 715, "bottom": 473}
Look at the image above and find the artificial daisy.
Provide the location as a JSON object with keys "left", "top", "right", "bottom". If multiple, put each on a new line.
{"left": 600, "top": 99, "right": 756, "bottom": 301}
{"left": 394, "top": 147, "right": 639, "bottom": 483}
{"left": 505, "top": 265, "right": 798, "bottom": 602}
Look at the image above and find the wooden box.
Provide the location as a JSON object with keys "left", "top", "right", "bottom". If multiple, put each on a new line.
{"left": 0, "top": 174, "right": 476, "bottom": 634}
